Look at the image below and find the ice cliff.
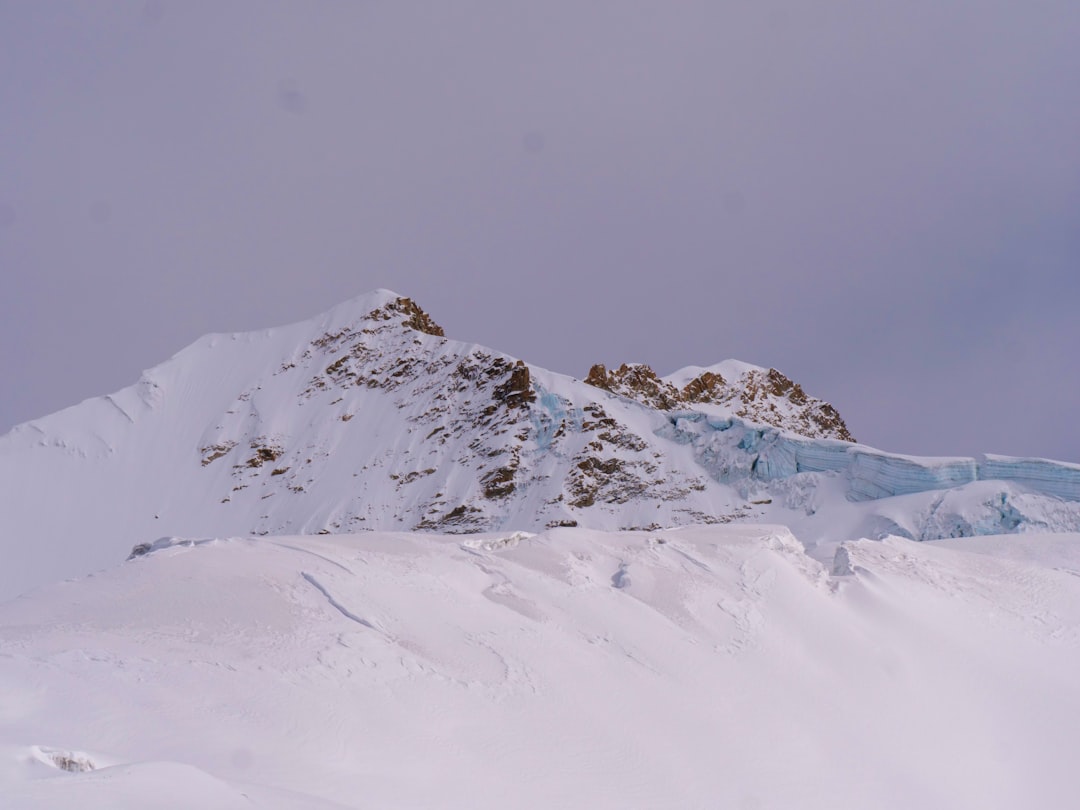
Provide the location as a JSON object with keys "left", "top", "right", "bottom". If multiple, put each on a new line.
{"left": 661, "top": 412, "right": 1080, "bottom": 503}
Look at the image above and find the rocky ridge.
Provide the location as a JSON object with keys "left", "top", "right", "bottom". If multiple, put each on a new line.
{"left": 584, "top": 361, "right": 854, "bottom": 442}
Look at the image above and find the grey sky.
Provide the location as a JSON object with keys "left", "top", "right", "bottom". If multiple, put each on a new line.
{"left": 3, "top": 1, "right": 1079, "bottom": 460}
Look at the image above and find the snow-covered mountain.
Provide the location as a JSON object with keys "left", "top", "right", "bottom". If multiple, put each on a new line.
{"left": 5, "top": 290, "right": 1080, "bottom": 808}
{"left": 3, "top": 288, "right": 1080, "bottom": 600}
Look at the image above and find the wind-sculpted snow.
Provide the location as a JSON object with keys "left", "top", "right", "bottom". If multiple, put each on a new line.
{"left": 3, "top": 527, "right": 1080, "bottom": 809}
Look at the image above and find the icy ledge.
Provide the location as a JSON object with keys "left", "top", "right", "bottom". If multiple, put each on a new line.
{"left": 661, "top": 413, "right": 1080, "bottom": 502}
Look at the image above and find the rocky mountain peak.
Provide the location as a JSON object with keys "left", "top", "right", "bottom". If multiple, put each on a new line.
{"left": 364, "top": 295, "right": 445, "bottom": 337}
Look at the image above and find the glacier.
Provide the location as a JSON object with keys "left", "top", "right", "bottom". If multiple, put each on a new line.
{"left": 661, "top": 411, "right": 1080, "bottom": 504}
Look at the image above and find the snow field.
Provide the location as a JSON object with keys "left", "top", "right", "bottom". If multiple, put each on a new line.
{"left": 3, "top": 526, "right": 1080, "bottom": 808}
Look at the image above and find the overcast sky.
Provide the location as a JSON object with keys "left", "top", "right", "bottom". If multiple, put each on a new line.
{"left": 3, "top": 1, "right": 1079, "bottom": 460}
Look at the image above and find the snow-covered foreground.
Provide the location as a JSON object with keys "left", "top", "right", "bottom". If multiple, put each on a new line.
{"left": 3, "top": 526, "right": 1079, "bottom": 809}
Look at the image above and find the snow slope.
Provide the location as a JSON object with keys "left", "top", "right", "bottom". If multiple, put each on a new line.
{"left": 3, "top": 526, "right": 1080, "bottom": 809}
{"left": 3, "top": 288, "right": 1080, "bottom": 601}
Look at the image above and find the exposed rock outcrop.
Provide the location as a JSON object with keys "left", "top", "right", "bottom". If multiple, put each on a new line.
{"left": 493, "top": 361, "right": 536, "bottom": 409}
{"left": 368, "top": 296, "right": 445, "bottom": 337}
{"left": 680, "top": 370, "right": 726, "bottom": 403}
{"left": 585, "top": 363, "right": 680, "bottom": 411}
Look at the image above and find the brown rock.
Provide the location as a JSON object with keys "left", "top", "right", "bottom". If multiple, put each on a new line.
{"left": 367, "top": 297, "right": 445, "bottom": 336}
{"left": 493, "top": 360, "right": 536, "bottom": 408}
{"left": 681, "top": 371, "right": 726, "bottom": 403}
{"left": 584, "top": 362, "right": 679, "bottom": 410}
{"left": 584, "top": 364, "right": 612, "bottom": 390}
